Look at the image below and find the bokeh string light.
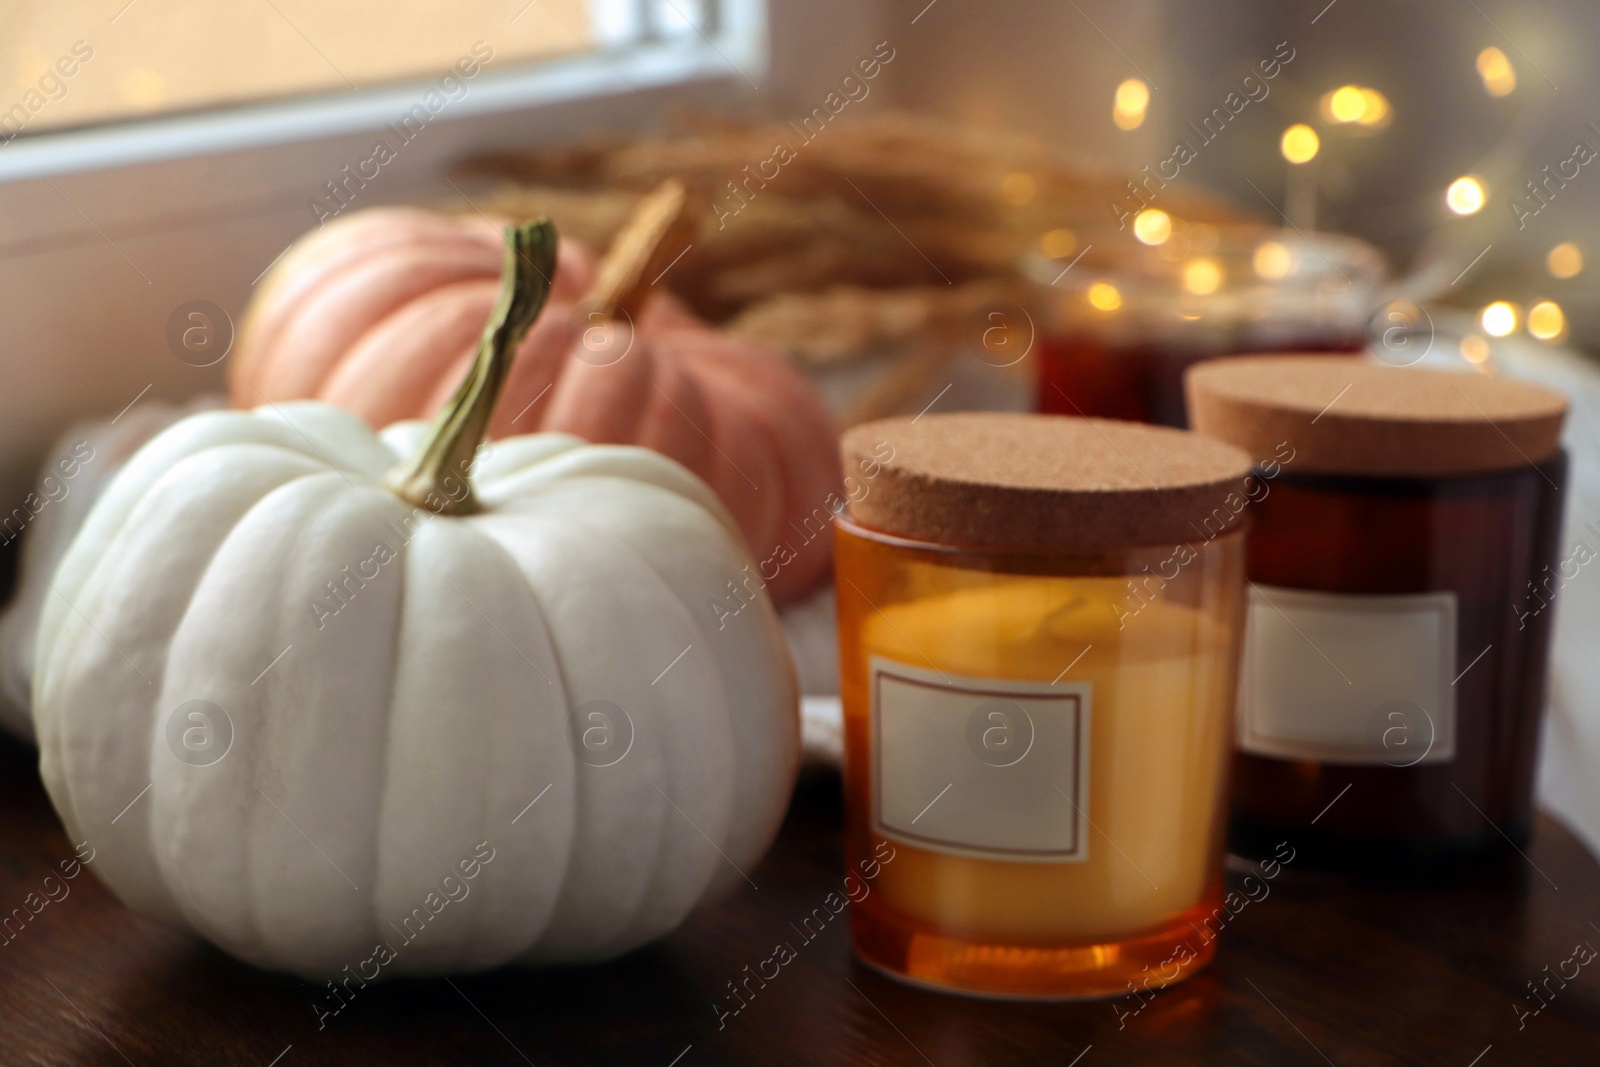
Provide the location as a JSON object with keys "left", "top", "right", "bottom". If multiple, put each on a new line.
{"left": 1087, "top": 281, "right": 1123, "bottom": 312}
{"left": 1114, "top": 78, "right": 1149, "bottom": 131}
{"left": 1481, "top": 301, "right": 1519, "bottom": 338}
{"left": 1182, "top": 258, "right": 1223, "bottom": 295}
{"left": 1253, "top": 241, "right": 1293, "bottom": 280}
{"left": 1040, "top": 228, "right": 1077, "bottom": 258}
{"left": 1319, "top": 85, "right": 1391, "bottom": 129}
{"left": 1446, "top": 176, "right": 1487, "bottom": 216}
{"left": 1132, "top": 209, "right": 1172, "bottom": 246}
{"left": 1548, "top": 243, "right": 1583, "bottom": 279}
{"left": 1476, "top": 47, "right": 1517, "bottom": 97}
{"left": 1528, "top": 301, "right": 1567, "bottom": 341}
{"left": 1097, "top": 40, "right": 1578, "bottom": 363}
{"left": 1280, "top": 124, "right": 1320, "bottom": 164}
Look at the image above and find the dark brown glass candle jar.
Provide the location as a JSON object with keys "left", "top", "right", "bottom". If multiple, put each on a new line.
{"left": 1187, "top": 356, "right": 1569, "bottom": 867}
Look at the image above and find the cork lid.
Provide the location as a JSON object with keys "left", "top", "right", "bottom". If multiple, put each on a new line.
{"left": 1185, "top": 356, "right": 1568, "bottom": 477}
{"left": 841, "top": 412, "right": 1254, "bottom": 551}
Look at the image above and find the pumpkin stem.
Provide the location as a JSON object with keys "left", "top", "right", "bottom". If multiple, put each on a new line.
{"left": 582, "top": 179, "right": 693, "bottom": 321}
{"left": 383, "top": 218, "right": 558, "bottom": 515}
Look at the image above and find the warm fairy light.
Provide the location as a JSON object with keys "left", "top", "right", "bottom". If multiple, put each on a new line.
{"left": 1115, "top": 79, "right": 1150, "bottom": 114}
{"left": 1040, "top": 228, "right": 1077, "bottom": 258}
{"left": 1280, "top": 124, "right": 1320, "bottom": 164}
{"left": 1528, "top": 301, "right": 1566, "bottom": 341}
{"left": 1477, "top": 47, "right": 1516, "bottom": 96}
{"left": 1328, "top": 86, "right": 1366, "bottom": 122}
{"left": 1132, "top": 209, "right": 1172, "bottom": 245}
{"left": 1358, "top": 89, "right": 1390, "bottom": 126}
{"left": 1548, "top": 242, "right": 1583, "bottom": 278}
{"left": 1253, "top": 241, "right": 1294, "bottom": 280}
{"left": 1320, "top": 86, "right": 1390, "bottom": 127}
{"left": 1481, "top": 301, "right": 1518, "bottom": 337}
{"left": 1182, "top": 258, "right": 1223, "bottom": 295}
{"left": 1460, "top": 335, "right": 1491, "bottom": 364}
{"left": 1001, "top": 172, "right": 1037, "bottom": 206}
{"left": 1113, "top": 78, "right": 1150, "bottom": 130}
{"left": 1446, "top": 176, "right": 1487, "bottom": 215}
{"left": 1087, "top": 282, "right": 1123, "bottom": 311}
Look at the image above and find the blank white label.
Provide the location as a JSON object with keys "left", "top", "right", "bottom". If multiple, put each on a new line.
{"left": 871, "top": 657, "right": 1091, "bottom": 862}
{"left": 1237, "top": 585, "right": 1457, "bottom": 766}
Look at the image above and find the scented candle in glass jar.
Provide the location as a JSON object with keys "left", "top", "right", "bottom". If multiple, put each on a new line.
{"left": 1027, "top": 225, "right": 1384, "bottom": 426}
{"left": 1186, "top": 356, "right": 1569, "bottom": 867}
{"left": 834, "top": 412, "right": 1252, "bottom": 998}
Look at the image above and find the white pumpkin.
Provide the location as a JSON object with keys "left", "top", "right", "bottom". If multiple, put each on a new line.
{"left": 0, "top": 395, "right": 225, "bottom": 738}
{"left": 32, "top": 221, "right": 799, "bottom": 979}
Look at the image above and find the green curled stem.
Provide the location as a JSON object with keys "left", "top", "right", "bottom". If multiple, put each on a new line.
{"left": 383, "top": 218, "right": 558, "bottom": 515}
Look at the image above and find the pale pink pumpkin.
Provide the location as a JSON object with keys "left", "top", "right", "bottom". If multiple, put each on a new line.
{"left": 233, "top": 191, "right": 839, "bottom": 603}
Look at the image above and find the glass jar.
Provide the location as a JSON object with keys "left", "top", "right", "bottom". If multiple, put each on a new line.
{"left": 1229, "top": 459, "right": 1567, "bottom": 865}
{"left": 834, "top": 412, "right": 1252, "bottom": 998}
{"left": 1027, "top": 224, "right": 1385, "bottom": 427}
{"left": 1187, "top": 356, "right": 1570, "bottom": 868}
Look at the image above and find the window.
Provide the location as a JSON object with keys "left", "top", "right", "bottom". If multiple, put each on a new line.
{"left": 0, "top": 0, "right": 768, "bottom": 512}
{"left": 1, "top": 1, "right": 592, "bottom": 137}
{"left": 0, "top": 0, "right": 765, "bottom": 177}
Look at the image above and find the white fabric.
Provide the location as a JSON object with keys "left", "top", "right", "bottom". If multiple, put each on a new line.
{"left": 1490, "top": 329, "right": 1600, "bottom": 859}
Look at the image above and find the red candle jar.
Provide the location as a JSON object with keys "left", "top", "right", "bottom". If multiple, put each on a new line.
{"left": 1028, "top": 226, "right": 1384, "bottom": 426}
{"left": 1186, "top": 356, "right": 1569, "bottom": 867}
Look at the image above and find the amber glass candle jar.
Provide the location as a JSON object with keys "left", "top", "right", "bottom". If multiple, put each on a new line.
{"left": 1187, "top": 357, "right": 1569, "bottom": 867}
{"left": 834, "top": 413, "right": 1253, "bottom": 998}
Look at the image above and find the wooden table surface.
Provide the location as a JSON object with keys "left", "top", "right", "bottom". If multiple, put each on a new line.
{"left": 2, "top": 735, "right": 1599, "bottom": 1066}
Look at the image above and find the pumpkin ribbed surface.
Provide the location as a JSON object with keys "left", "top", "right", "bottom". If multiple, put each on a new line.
{"left": 234, "top": 207, "right": 839, "bottom": 603}
{"left": 34, "top": 403, "right": 799, "bottom": 977}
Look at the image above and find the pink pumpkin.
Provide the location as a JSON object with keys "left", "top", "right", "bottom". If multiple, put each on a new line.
{"left": 234, "top": 184, "right": 839, "bottom": 603}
